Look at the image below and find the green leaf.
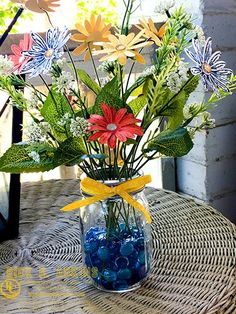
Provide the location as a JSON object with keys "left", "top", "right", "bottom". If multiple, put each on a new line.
{"left": 129, "top": 82, "right": 145, "bottom": 97}
{"left": 92, "top": 76, "right": 125, "bottom": 114}
{"left": 161, "top": 75, "right": 199, "bottom": 129}
{"left": 124, "top": 77, "right": 146, "bottom": 101}
{"left": 0, "top": 143, "right": 58, "bottom": 173}
{"left": 56, "top": 137, "right": 86, "bottom": 166}
{"left": 40, "top": 87, "right": 73, "bottom": 141}
{"left": 77, "top": 69, "right": 101, "bottom": 94}
{"left": 128, "top": 95, "right": 147, "bottom": 116}
{"left": 146, "top": 127, "right": 193, "bottom": 157}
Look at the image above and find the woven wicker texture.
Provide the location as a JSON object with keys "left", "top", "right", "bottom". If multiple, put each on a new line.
{"left": 0, "top": 179, "right": 235, "bottom": 314}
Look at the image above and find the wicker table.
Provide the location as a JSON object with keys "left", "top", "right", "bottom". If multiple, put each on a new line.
{"left": 0, "top": 179, "right": 235, "bottom": 314}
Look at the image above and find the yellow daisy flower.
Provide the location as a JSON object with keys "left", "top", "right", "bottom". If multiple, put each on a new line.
{"left": 137, "top": 18, "right": 168, "bottom": 46}
{"left": 94, "top": 31, "right": 152, "bottom": 66}
{"left": 71, "top": 15, "right": 111, "bottom": 61}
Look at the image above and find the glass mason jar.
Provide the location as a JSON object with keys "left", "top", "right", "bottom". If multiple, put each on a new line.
{"left": 79, "top": 177, "right": 152, "bottom": 293}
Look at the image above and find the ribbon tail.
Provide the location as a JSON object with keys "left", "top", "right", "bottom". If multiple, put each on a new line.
{"left": 61, "top": 194, "right": 110, "bottom": 212}
{"left": 118, "top": 191, "right": 152, "bottom": 224}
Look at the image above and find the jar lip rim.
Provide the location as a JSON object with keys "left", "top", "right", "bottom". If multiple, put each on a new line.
{"left": 80, "top": 169, "right": 144, "bottom": 186}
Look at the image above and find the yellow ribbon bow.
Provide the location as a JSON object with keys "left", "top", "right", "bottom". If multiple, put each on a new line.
{"left": 61, "top": 175, "right": 152, "bottom": 224}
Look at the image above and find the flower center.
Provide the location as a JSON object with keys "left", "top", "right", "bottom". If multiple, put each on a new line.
{"left": 107, "top": 123, "right": 117, "bottom": 131}
{"left": 44, "top": 49, "right": 54, "bottom": 58}
{"left": 115, "top": 44, "right": 126, "bottom": 51}
{"left": 202, "top": 63, "right": 212, "bottom": 74}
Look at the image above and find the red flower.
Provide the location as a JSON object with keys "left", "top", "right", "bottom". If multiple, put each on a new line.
{"left": 88, "top": 103, "right": 143, "bottom": 149}
{"left": 8, "top": 34, "right": 32, "bottom": 74}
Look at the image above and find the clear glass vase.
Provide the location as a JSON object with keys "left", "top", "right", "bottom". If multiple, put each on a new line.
{"left": 79, "top": 177, "right": 152, "bottom": 293}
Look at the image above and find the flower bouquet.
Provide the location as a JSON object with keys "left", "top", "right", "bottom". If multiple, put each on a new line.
{"left": 0, "top": 1, "right": 235, "bottom": 292}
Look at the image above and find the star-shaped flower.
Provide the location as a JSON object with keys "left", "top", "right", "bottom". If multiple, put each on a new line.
{"left": 94, "top": 31, "right": 152, "bottom": 65}
{"left": 8, "top": 33, "right": 32, "bottom": 74}
{"left": 21, "top": 26, "right": 70, "bottom": 77}
{"left": 71, "top": 15, "right": 111, "bottom": 61}
{"left": 137, "top": 18, "right": 168, "bottom": 46}
{"left": 185, "top": 37, "right": 233, "bottom": 96}
{"left": 88, "top": 103, "right": 143, "bottom": 149}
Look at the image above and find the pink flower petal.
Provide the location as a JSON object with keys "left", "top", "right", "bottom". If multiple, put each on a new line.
{"left": 88, "top": 132, "right": 104, "bottom": 141}
{"left": 101, "top": 103, "right": 113, "bottom": 123}
{"left": 108, "top": 134, "right": 117, "bottom": 148}
{"left": 11, "top": 44, "right": 21, "bottom": 57}
{"left": 123, "top": 125, "right": 143, "bottom": 136}
{"left": 88, "top": 115, "right": 107, "bottom": 126}
{"left": 115, "top": 131, "right": 127, "bottom": 142}
{"left": 114, "top": 108, "right": 127, "bottom": 124}
{"left": 89, "top": 125, "right": 107, "bottom": 131}
{"left": 99, "top": 131, "right": 112, "bottom": 144}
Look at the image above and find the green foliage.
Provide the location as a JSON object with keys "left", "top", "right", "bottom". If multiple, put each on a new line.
{"left": 40, "top": 87, "right": 73, "bottom": 141}
{"left": 0, "top": 1, "right": 32, "bottom": 34}
{"left": 128, "top": 95, "right": 147, "bottom": 116}
{"left": 0, "top": 143, "right": 58, "bottom": 173}
{"left": 56, "top": 137, "right": 87, "bottom": 166}
{"left": 161, "top": 75, "right": 200, "bottom": 129}
{"left": 77, "top": 69, "right": 101, "bottom": 95}
{"left": 92, "top": 76, "right": 125, "bottom": 114}
{"left": 0, "top": 76, "right": 27, "bottom": 110}
{"left": 145, "top": 127, "right": 193, "bottom": 157}
{"left": 76, "top": 0, "right": 118, "bottom": 24}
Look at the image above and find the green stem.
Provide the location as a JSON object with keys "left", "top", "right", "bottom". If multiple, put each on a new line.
{"left": 65, "top": 45, "right": 79, "bottom": 88}
{"left": 88, "top": 43, "right": 101, "bottom": 86}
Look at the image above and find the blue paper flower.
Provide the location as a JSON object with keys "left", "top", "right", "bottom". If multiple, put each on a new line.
{"left": 185, "top": 37, "right": 232, "bottom": 97}
{"left": 21, "top": 26, "right": 70, "bottom": 77}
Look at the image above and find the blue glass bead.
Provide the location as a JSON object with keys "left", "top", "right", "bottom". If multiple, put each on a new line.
{"left": 128, "top": 250, "right": 139, "bottom": 266}
{"left": 138, "top": 250, "right": 145, "bottom": 264}
{"left": 91, "top": 254, "right": 103, "bottom": 271}
{"left": 103, "top": 270, "right": 117, "bottom": 282}
{"left": 99, "top": 237, "right": 107, "bottom": 246}
{"left": 135, "top": 237, "right": 145, "bottom": 249}
{"left": 112, "top": 280, "right": 129, "bottom": 291}
{"left": 101, "top": 279, "right": 113, "bottom": 290}
{"left": 138, "top": 265, "right": 147, "bottom": 279}
{"left": 85, "top": 255, "right": 93, "bottom": 267}
{"left": 115, "top": 256, "right": 129, "bottom": 269}
{"left": 85, "top": 227, "right": 101, "bottom": 240}
{"left": 97, "top": 246, "right": 110, "bottom": 261}
{"left": 84, "top": 240, "right": 98, "bottom": 254}
{"left": 117, "top": 268, "right": 132, "bottom": 280}
{"left": 120, "top": 243, "right": 134, "bottom": 256}
{"left": 119, "top": 223, "right": 127, "bottom": 231}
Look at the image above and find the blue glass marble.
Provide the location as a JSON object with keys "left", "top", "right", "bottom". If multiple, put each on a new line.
{"left": 83, "top": 224, "right": 150, "bottom": 291}
{"left": 138, "top": 265, "right": 147, "bottom": 280}
{"left": 97, "top": 246, "right": 110, "bottom": 261}
{"left": 115, "top": 256, "right": 129, "bottom": 269}
{"left": 103, "top": 270, "right": 117, "bottom": 282}
{"left": 117, "top": 268, "right": 132, "bottom": 280}
{"left": 138, "top": 250, "right": 145, "bottom": 264}
{"left": 120, "top": 243, "right": 134, "bottom": 256}
{"left": 84, "top": 240, "right": 98, "bottom": 254}
{"left": 135, "top": 237, "right": 145, "bottom": 249}
{"left": 112, "top": 280, "right": 129, "bottom": 291}
{"left": 85, "top": 255, "right": 93, "bottom": 267}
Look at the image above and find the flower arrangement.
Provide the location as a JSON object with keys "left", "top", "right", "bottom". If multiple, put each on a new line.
{"left": 1, "top": 4, "right": 235, "bottom": 178}
{"left": 0, "top": 0, "right": 235, "bottom": 292}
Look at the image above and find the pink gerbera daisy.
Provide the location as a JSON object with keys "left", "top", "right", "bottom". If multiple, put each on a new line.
{"left": 88, "top": 103, "right": 143, "bottom": 149}
{"left": 8, "top": 33, "right": 33, "bottom": 74}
